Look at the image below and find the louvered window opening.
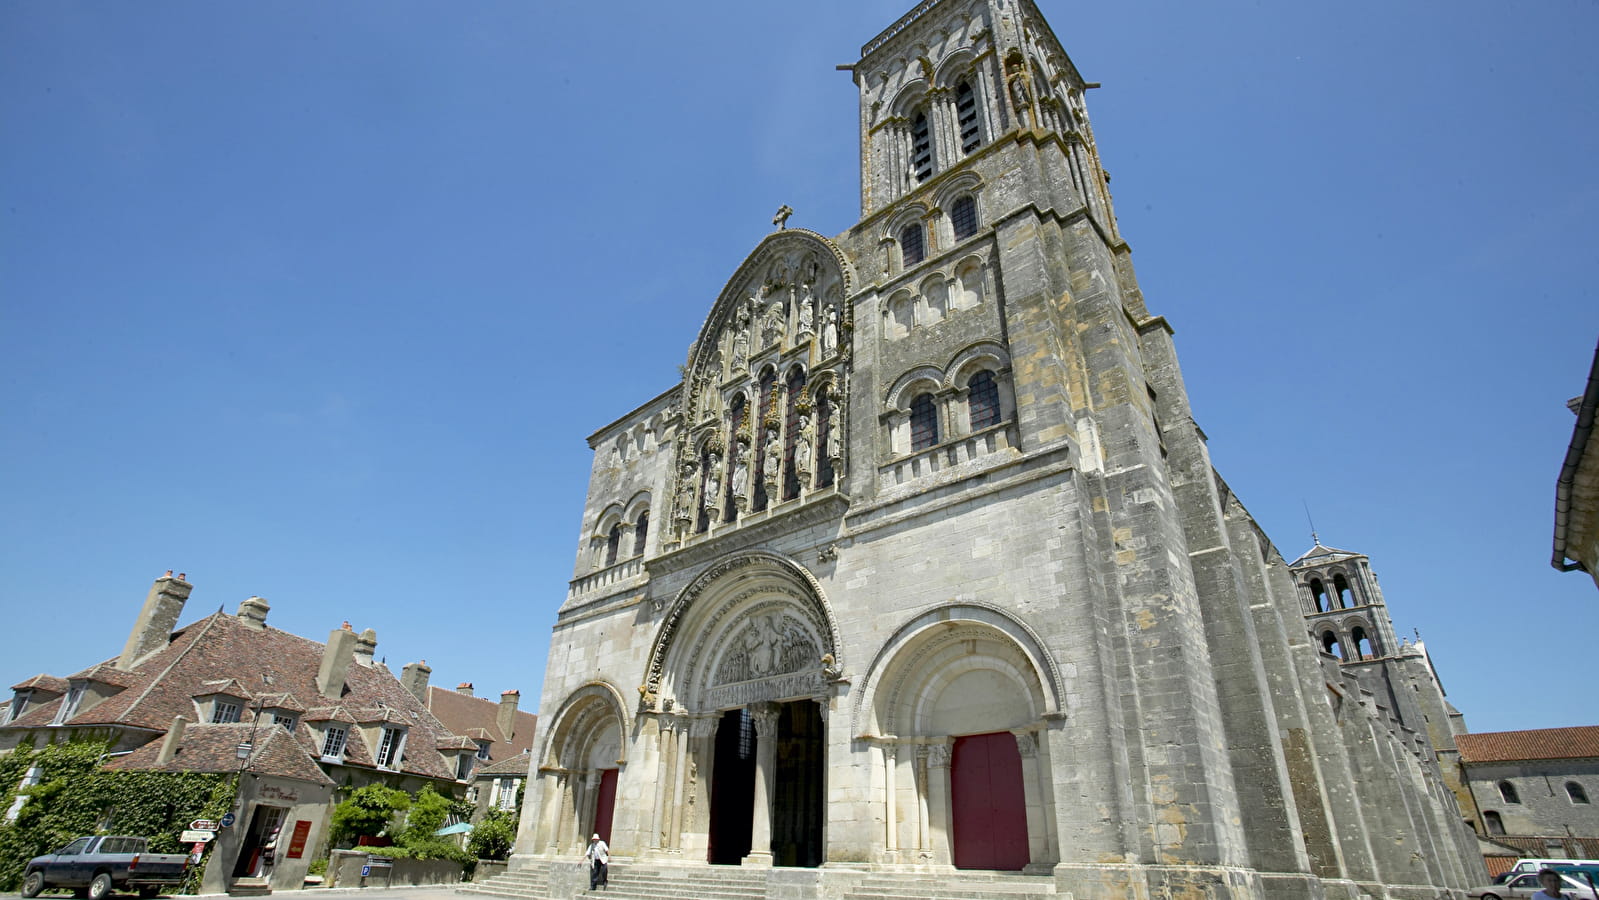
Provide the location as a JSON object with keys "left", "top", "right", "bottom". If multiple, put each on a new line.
{"left": 951, "top": 195, "right": 979, "bottom": 241}
{"left": 911, "top": 393, "right": 939, "bottom": 451}
{"left": 911, "top": 112, "right": 932, "bottom": 182}
{"left": 968, "top": 371, "right": 1000, "bottom": 430}
{"left": 957, "top": 81, "right": 981, "bottom": 153}
{"left": 901, "top": 224, "right": 925, "bottom": 268}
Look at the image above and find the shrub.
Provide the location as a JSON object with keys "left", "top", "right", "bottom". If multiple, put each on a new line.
{"left": 327, "top": 784, "right": 410, "bottom": 848}
{"left": 467, "top": 810, "right": 516, "bottom": 861}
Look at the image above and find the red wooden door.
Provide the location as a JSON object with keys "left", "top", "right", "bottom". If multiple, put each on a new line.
{"left": 594, "top": 769, "right": 618, "bottom": 845}
{"left": 950, "top": 732, "right": 1028, "bottom": 870}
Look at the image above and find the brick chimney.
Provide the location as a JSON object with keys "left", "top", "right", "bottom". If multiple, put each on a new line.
{"left": 316, "top": 624, "right": 358, "bottom": 699}
{"left": 236, "top": 596, "right": 270, "bottom": 630}
{"left": 118, "top": 573, "right": 193, "bottom": 670}
{"left": 353, "top": 628, "right": 377, "bottom": 667}
{"left": 401, "top": 661, "right": 432, "bottom": 704}
{"left": 457, "top": 682, "right": 474, "bottom": 697}
{"left": 157, "top": 715, "right": 188, "bottom": 765}
{"left": 497, "top": 690, "right": 520, "bottom": 742}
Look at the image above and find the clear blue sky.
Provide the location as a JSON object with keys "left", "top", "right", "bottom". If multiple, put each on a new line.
{"left": 2, "top": 1, "right": 1595, "bottom": 735}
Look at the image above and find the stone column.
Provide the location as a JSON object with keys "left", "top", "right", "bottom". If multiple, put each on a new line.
{"left": 745, "top": 702, "right": 780, "bottom": 866}
{"left": 883, "top": 741, "right": 899, "bottom": 854}
{"left": 539, "top": 770, "right": 565, "bottom": 855}
{"left": 581, "top": 771, "right": 601, "bottom": 844}
{"left": 914, "top": 746, "right": 930, "bottom": 856}
{"left": 1014, "top": 731, "right": 1046, "bottom": 869}
{"left": 669, "top": 718, "right": 690, "bottom": 850}
{"left": 649, "top": 717, "right": 669, "bottom": 851}
{"left": 926, "top": 741, "right": 953, "bottom": 865}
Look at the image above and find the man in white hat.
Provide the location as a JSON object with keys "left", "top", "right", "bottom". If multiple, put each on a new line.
{"left": 584, "top": 833, "right": 610, "bottom": 891}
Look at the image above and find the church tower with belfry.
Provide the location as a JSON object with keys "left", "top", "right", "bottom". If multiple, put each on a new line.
{"left": 495, "top": 3, "right": 1485, "bottom": 899}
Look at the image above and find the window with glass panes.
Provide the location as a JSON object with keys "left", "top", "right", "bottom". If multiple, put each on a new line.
{"left": 211, "top": 701, "right": 241, "bottom": 724}
{"left": 900, "top": 224, "right": 925, "bottom": 267}
{"left": 951, "top": 195, "right": 979, "bottom": 241}
{"left": 968, "top": 371, "right": 1000, "bottom": 430}
{"left": 375, "top": 727, "right": 405, "bottom": 768}
{"left": 321, "top": 726, "right": 348, "bottom": 760}
{"left": 910, "top": 393, "right": 939, "bottom": 451}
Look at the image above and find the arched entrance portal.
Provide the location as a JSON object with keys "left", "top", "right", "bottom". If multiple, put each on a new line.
{"left": 527, "top": 683, "right": 629, "bottom": 857}
{"left": 644, "top": 551, "right": 840, "bottom": 867}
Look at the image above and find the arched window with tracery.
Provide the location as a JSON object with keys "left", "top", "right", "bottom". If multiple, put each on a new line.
{"left": 816, "top": 387, "right": 836, "bottom": 489}
{"left": 968, "top": 370, "right": 1000, "bottom": 431}
{"left": 605, "top": 523, "right": 622, "bottom": 567}
{"left": 633, "top": 512, "right": 648, "bottom": 557}
{"left": 956, "top": 80, "right": 982, "bottom": 154}
{"left": 753, "top": 371, "right": 776, "bottom": 512}
{"left": 1334, "top": 573, "right": 1355, "bottom": 607}
{"left": 783, "top": 369, "right": 807, "bottom": 501}
{"left": 910, "top": 392, "right": 939, "bottom": 452}
{"left": 1483, "top": 811, "right": 1505, "bottom": 835}
{"left": 1310, "top": 579, "right": 1330, "bottom": 613}
{"left": 901, "top": 223, "right": 925, "bottom": 268}
{"left": 1498, "top": 781, "right": 1520, "bottom": 804}
{"left": 951, "top": 195, "right": 979, "bottom": 241}
{"left": 1321, "top": 631, "right": 1343, "bottom": 660}
{"left": 725, "top": 395, "right": 747, "bottom": 522}
{"left": 911, "top": 110, "right": 933, "bottom": 182}
{"left": 1568, "top": 782, "right": 1590, "bottom": 804}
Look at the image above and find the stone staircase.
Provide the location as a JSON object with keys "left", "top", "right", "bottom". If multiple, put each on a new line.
{"left": 840, "top": 872, "right": 1057, "bottom": 900}
{"left": 572, "top": 863, "right": 768, "bottom": 900}
{"left": 461, "top": 860, "right": 552, "bottom": 899}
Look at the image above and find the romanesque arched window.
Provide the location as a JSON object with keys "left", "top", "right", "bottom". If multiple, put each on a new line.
{"left": 1321, "top": 630, "right": 1342, "bottom": 660}
{"left": 1333, "top": 573, "right": 1355, "bottom": 607}
{"left": 901, "top": 223, "right": 925, "bottom": 268}
{"left": 783, "top": 369, "right": 807, "bottom": 501}
{"left": 968, "top": 370, "right": 1000, "bottom": 431}
{"left": 910, "top": 392, "right": 939, "bottom": 451}
{"left": 605, "top": 523, "right": 623, "bottom": 567}
{"left": 951, "top": 195, "right": 979, "bottom": 241}
{"left": 1350, "top": 627, "right": 1371, "bottom": 660}
{"left": 633, "top": 512, "right": 649, "bottom": 557}
{"left": 956, "top": 80, "right": 982, "bottom": 154}
{"left": 1568, "top": 782, "right": 1590, "bottom": 804}
{"left": 911, "top": 110, "right": 933, "bottom": 182}
{"left": 1498, "top": 781, "right": 1520, "bottom": 804}
{"left": 1310, "top": 579, "right": 1329, "bottom": 613}
{"left": 1483, "top": 811, "right": 1505, "bottom": 835}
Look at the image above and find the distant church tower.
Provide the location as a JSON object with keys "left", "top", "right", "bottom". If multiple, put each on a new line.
{"left": 504, "top": 3, "right": 1484, "bottom": 899}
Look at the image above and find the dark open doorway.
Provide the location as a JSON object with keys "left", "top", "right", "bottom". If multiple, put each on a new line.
{"left": 708, "top": 708, "right": 755, "bottom": 864}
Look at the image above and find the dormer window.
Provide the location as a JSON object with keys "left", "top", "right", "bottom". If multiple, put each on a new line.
{"left": 272, "top": 713, "right": 298, "bottom": 732}
{"left": 6, "top": 691, "right": 30, "bottom": 723}
{"left": 211, "top": 700, "right": 242, "bottom": 724}
{"left": 321, "top": 726, "right": 348, "bottom": 762}
{"left": 476, "top": 740, "right": 492, "bottom": 761}
{"left": 51, "top": 683, "right": 85, "bottom": 725}
{"left": 375, "top": 726, "right": 407, "bottom": 770}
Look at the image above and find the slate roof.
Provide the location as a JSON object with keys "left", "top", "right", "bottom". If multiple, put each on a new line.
{"left": 105, "top": 722, "right": 334, "bottom": 787}
{"left": 424, "top": 685, "right": 538, "bottom": 765}
{"left": 1, "top": 611, "right": 467, "bottom": 783}
{"left": 1288, "top": 540, "right": 1365, "bottom": 568}
{"left": 1456, "top": 726, "right": 1599, "bottom": 763}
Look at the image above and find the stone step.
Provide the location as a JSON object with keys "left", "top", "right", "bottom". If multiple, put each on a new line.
{"left": 842, "top": 874, "right": 1056, "bottom": 900}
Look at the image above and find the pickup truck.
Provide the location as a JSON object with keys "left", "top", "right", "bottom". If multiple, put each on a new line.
{"left": 20, "top": 836, "right": 189, "bottom": 900}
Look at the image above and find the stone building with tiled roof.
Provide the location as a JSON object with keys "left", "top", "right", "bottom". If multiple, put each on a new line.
{"left": 412, "top": 679, "right": 537, "bottom": 783}
{"left": 1454, "top": 726, "right": 1599, "bottom": 871}
{"left": 0, "top": 573, "right": 505, "bottom": 894}
{"left": 471, "top": 751, "right": 532, "bottom": 824}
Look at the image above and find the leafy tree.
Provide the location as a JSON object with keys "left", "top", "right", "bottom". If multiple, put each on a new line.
{"left": 466, "top": 810, "right": 517, "bottom": 861}
{"left": 327, "top": 784, "right": 409, "bottom": 848}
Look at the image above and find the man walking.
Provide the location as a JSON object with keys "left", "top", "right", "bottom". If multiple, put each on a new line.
{"left": 585, "top": 833, "right": 610, "bottom": 891}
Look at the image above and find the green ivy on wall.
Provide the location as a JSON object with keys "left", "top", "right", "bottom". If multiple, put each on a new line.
{"left": 0, "top": 740, "right": 235, "bottom": 893}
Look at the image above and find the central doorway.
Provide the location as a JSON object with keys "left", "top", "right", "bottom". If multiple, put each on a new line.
{"left": 708, "top": 709, "right": 756, "bottom": 864}
{"left": 706, "top": 701, "right": 825, "bottom": 866}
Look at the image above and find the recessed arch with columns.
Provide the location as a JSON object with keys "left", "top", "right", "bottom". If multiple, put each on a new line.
{"left": 527, "top": 680, "right": 631, "bottom": 855}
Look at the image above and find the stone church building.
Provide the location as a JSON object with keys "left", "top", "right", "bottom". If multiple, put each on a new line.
{"left": 503, "top": 1, "right": 1483, "bottom": 897}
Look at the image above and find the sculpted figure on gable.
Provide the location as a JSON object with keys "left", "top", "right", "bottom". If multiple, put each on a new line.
{"left": 715, "top": 612, "right": 819, "bottom": 685}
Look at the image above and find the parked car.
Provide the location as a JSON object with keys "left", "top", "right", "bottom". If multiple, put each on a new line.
{"left": 20, "top": 836, "right": 190, "bottom": 900}
{"left": 1468, "top": 871, "right": 1599, "bottom": 900}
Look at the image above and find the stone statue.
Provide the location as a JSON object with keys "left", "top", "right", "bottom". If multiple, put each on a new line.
{"left": 763, "top": 426, "right": 782, "bottom": 486}
{"left": 796, "top": 284, "right": 815, "bottom": 336}
{"left": 1008, "top": 62, "right": 1034, "bottom": 128}
{"left": 702, "top": 454, "right": 722, "bottom": 510}
{"left": 675, "top": 461, "right": 697, "bottom": 524}
{"left": 826, "top": 409, "right": 843, "bottom": 461}
{"left": 762, "top": 299, "right": 785, "bottom": 348}
{"left": 822, "top": 304, "right": 839, "bottom": 355}
{"left": 794, "top": 412, "right": 814, "bottom": 477}
{"left": 731, "top": 447, "right": 750, "bottom": 502}
{"left": 731, "top": 322, "right": 749, "bottom": 372}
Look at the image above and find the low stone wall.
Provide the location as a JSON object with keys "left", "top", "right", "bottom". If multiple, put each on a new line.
{"left": 327, "top": 850, "right": 464, "bottom": 888}
{"left": 474, "top": 860, "right": 508, "bottom": 881}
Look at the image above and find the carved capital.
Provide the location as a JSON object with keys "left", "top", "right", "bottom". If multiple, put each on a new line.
{"left": 1014, "top": 731, "right": 1037, "bottom": 758}
{"left": 750, "top": 701, "right": 781, "bottom": 738}
{"left": 926, "top": 742, "right": 951, "bottom": 768}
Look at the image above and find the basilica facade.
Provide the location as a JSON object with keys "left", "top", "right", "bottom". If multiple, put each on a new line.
{"left": 505, "top": 1, "right": 1482, "bottom": 897}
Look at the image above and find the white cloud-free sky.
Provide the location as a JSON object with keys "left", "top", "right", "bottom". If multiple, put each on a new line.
{"left": 3, "top": 1, "right": 1595, "bottom": 736}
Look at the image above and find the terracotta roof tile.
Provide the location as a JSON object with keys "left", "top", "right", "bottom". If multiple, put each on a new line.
{"left": 479, "top": 752, "right": 531, "bottom": 776}
{"left": 68, "top": 663, "right": 137, "bottom": 688}
{"left": 106, "top": 722, "right": 333, "bottom": 786}
{"left": 10, "top": 674, "right": 69, "bottom": 693}
{"left": 424, "top": 686, "right": 538, "bottom": 764}
{"left": 1456, "top": 726, "right": 1599, "bottom": 763}
{"left": 257, "top": 692, "right": 306, "bottom": 713}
